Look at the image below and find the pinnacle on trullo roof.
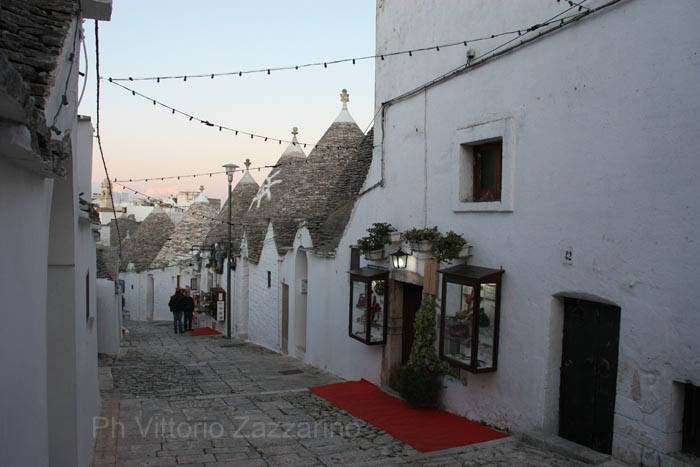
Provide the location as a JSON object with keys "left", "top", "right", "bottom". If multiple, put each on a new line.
{"left": 280, "top": 126, "right": 306, "bottom": 160}
{"left": 334, "top": 88, "right": 356, "bottom": 124}
{"left": 238, "top": 158, "right": 257, "bottom": 185}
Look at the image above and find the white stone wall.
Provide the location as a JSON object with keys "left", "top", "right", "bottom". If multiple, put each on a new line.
{"left": 97, "top": 279, "right": 122, "bottom": 354}
{"left": 247, "top": 224, "right": 281, "bottom": 350}
{"left": 346, "top": 0, "right": 700, "bottom": 464}
{"left": 151, "top": 266, "right": 199, "bottom": 322}
{"left": 0, "top": 157, "right": 53, "bottom": 467}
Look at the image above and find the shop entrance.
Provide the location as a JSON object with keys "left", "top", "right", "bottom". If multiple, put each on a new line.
{"left": 402, "top": 283, "right": 423, "bottom": 364}
{"left": 559, "top": 297, "right": 621, "bottom": 454}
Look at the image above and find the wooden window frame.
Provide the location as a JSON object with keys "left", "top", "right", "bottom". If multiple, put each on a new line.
{"left": 473, "top": 141, "right": 502, "bottom": 202}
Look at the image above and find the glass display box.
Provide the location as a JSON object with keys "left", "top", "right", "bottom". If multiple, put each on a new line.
{"left": 348, "top": 267, "right": 388, "bottom": 345}
{"left": 439, "top": 264, "right": 504, "bottom": 372}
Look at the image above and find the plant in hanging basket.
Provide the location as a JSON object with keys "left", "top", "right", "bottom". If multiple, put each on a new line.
{"left": 404, "top": 226, "right": 440, "bottom": 253}
{"left": 389, "top": 231, "right": 403, "bottom": 243}
{"left": 432, "top": 231, "right": 467, "bottom": 263}
{"left": 357, "top": 222, "right": 396, "bottom": 259}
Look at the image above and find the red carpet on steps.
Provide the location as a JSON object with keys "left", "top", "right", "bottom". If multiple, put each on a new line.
{"left": 310, "top": 379, "right": 507, "bottom": 452}
{"left": 189, "top": 327, "right": 222, "bottom": 336}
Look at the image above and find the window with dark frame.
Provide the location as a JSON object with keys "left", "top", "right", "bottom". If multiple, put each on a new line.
{"left": 350, "top": 247, "right": 360, "bottom": 270}
{"left": 85, "top": 272, "right": 90, "bottom": 323}
{"left": 683, "top": 383, "right": 700, "bottom": 456}
{"left": 190, "top": 277, "right": 198, "bottom": 290}
{"left": 473, "top": 141, "right": 502, "bottom": 202}
{"left": 267, "top": 271, "right": 271, "bottom": 288}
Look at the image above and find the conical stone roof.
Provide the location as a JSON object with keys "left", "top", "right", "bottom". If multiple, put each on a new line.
{"left": 308, "top": 128, "right": 374, "bottom": 253}
{"left": 120, "top": 206, "right": 175, "bottom": 272}
{"left": 108, "top": 214, "right": 140, "bottom": 248}
{"left": 242, "top": 127, "right": 308, "bottom": 263}
{"left": 204, "top": 160, "right": 260, "bottom": 254}
{"left": 241, "top": 90, "right": 368, "bottom": 261}
{"left": 151, "top": 199, "right": 218, "bottom": 269}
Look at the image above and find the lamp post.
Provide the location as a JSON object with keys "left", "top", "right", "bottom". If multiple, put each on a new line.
{"left": 222, "top": 162, "right": 239, "bottom": 339}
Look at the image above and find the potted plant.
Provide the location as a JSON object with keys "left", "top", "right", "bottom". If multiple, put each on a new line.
{"left": 404, "top": 226, "right": 440, "bottom": 253}
{"left": 389, "top": 230, "right": 403, "bottom": 243}
{"left": 357, "top": 223, "right": 396, "bottom": 260}
{"left": 432, "top": 231, "right": 468, "bottom": 263}
{"left": 398, "top": 295, "right": 455, "bottom": 407}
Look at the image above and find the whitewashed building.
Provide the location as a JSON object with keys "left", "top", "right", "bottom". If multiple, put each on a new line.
{"left": 0, "top": 1, "right": 112, "bottom": 466}
{"left": 149, "top": 193, "right": 217, "bottom": 322}
{"left": 198, "top": 160, "right": 259, "bottom": 333}
{"left": 302, "top": 0, "right": 698, "bottom": 465}
{"left": 119, "top": 206, "right": 174, "bottom": 321}
{"left": 96, "top": 247, "right": 122, "bottom": 355}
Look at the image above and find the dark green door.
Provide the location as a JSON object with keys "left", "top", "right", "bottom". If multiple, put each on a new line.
{"left": 560, "top": 298, "right": 621, "bottom": 454}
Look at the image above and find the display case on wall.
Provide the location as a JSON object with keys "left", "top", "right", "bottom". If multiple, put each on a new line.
{"left": 348, "top": 267, "right": 388, "bottom": 345}
{"left": 439, "top": 264, "right": 504, "bottom": 372}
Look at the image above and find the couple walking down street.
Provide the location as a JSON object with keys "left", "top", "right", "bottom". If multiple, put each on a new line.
{"left": 168, "top": 288, "right": 194, "bottom": 334}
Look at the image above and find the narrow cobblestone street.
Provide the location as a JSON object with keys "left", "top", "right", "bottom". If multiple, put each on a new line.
{"left": 94, "top": 322, "right": 620, "bottom": 467}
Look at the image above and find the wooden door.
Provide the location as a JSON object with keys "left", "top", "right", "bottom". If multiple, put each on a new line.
{"left": 281, "top": 284, "right": 289, "bottom": 354}
{"left": 402, "top": 284, "right": 423, "bottom": 364}
{"left": 560, "top": 298, "right": 621, "bottom": 454}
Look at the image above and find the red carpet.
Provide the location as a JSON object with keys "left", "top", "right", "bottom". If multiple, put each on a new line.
{"left": 189, "top": 327, "right": 222, "bottom": 336}
{"left": 310, "top": 379, "right": 507, "bottom": 452}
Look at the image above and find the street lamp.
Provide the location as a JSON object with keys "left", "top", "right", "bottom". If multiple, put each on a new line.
{"left": 222, "top": 162, "right": 239, "bottom": 339}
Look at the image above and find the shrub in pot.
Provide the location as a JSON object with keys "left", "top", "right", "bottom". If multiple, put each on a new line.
{"left": 398, "top": 295, "right": 454, "bottom": 407}
{"left": 357, "top": 222, "right": 396, "bottom": 259}
{"left": 432, "top": 231, "right": 467, "bottom": 263}
{"left": 404, "top": 226, "right": 440, "bottom": 252}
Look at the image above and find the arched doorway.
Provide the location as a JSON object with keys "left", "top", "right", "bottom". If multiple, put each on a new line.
{"left": 294, "top": 249, "right": 308, "bottom": 357}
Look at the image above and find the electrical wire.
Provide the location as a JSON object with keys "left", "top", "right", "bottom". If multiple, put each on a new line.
{"left": 95, "top": 19, "right": 122, "bottom": 261}
{"left": 112, "top": 163, "right": 278, "bottom": 184}
{"left": 49, "top": 12, "right": 81, "bottom": 135}
{"left": 106, "top": 80, "right": 368, "bottom": 151}
{"left": 105, "top": 28, "right": 537, "bottom": 84}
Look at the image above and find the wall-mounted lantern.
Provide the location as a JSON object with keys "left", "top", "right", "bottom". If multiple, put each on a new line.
{"left": 390, "top": 247, "right": 409, "bottom": 270}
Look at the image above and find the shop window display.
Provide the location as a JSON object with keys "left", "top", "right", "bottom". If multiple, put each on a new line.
{"left": 439, "top": 265, "right": 503, "bottom": 372}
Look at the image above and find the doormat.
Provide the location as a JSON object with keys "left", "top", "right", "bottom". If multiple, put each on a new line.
{"left": 189, "top": 327, "right": 222, "bottom": 336}
{"left": 309, "top": 379, "right": 507, "bottom": 452}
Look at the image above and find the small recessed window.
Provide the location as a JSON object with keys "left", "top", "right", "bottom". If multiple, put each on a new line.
{"left": 85, "top": 272, "right": 90, "bottom": 323}
{"left": 267, "top": 271, "right": 272, "bottom": 288}
{"left": 453, "top": 118, "right": 513, "bottom": 212}
{"left": 683, "top": 383, "right": 700, "bottom": 456}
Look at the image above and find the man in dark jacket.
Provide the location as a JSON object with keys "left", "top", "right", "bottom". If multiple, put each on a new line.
{"left": 183, "top": 290, "right": 195, "bottom": 332}
{"left": 168, "top": 289, "right": 185, "bottom": 334}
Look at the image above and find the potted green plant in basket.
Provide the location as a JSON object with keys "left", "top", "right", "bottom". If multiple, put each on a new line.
{"left": 357, "top": 222, "right": 396, "bottom": 260}
{"left": 404, "top": 226, "right": 440, "bottom": 253}
{"left": 432, "top": 231, "right": 468, "bottom": 263}
{"left": 398, "top": 295, "right": 455, "bottom": 407}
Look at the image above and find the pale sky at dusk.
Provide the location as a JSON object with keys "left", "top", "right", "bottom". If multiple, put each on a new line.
{"left": 79, "top": 0, "right": 376, "bottom": 202}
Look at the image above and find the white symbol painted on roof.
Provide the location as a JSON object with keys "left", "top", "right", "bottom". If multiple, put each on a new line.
{"left": 249, "top": 170, "right": 282, "bottom": 210}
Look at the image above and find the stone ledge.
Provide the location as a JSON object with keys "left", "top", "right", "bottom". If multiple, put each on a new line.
{"left": 521, "top": 430, "right": 611, "bottom": 465}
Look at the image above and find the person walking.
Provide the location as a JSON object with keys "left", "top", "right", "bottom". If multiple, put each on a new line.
{"left": 183, "top": 289, "right": 195, "bottom": 332}
{"left": 168, "top": 289, "right": 185, "bottom": 334}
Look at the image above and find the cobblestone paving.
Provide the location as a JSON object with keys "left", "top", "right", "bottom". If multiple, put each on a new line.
{"left": 94, "top": 321, "right": 615, "bottom": 466}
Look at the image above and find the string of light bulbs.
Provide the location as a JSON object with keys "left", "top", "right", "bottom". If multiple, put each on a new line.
{"left": 106, "top": 80, "right": 366, "bottom": 151}
{"left": 105, "top": 0, "right": 590, "bottom": 84}
{"left": 112, "top": 163, "right": 279, "bottom": 184}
